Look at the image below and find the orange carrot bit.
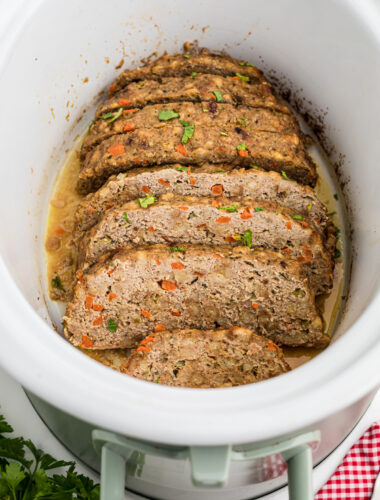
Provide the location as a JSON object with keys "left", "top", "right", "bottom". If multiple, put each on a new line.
{"left": 107, "top": 268, "right": 116, "bottom": 276}
{"left": 85, "top": 294, "right": 95, "bottom": 310}
{"left": 175, "top": 144, "right": 188, "bottom": 155}
{"left": 232, "top": 75, "right": 239, "bottom": 80}
{"left": 170, "top": 309, "right": 181, "bottom": 316}
{"left": 281, "top": 247, "right": 290, "bottom": 254}
{"left": 160, "top": 280, "right": 178, "bottom": 291}
{"left": 107, "top": 143, "right": 125, "bottom": 156}
{"left": 171, "top": 261, "right": 185, "bottom": 270}
{"left": 178, "top": 206, "right": 189, "bottom": 210}
{"left": 216, "top": 216, "right": 231, "bottom": 224}
{"left": 285, "top": 221, "right": 292, "bottom": 230}
{"left": 155, "top": 324, "right": 166, "bottom": 332}
{"left": 88, "top": 206, "right": 95, "bottom": 212}
{"left": 140, "top": 335, "right": 155, "bottom": 345}
{"left": 123, "top": 123, "right": 135, "bottom": 132}
{"left": 109, "top": 84, "right": 116, "bottom": 93}
{"left": 189, "top": 176, "right": 196, "bottom": 185}
{"left": 211, "top": 199, "right": 219, "bottom": 207}
{"left": 55, "top": 227, "right": 65, "bottom": 236}
{"left": 122, "top": 108, "right": 137, "bottom": 114}
{"left": 238, "top": 149, "right": 248, "bottom": 157}
{"left": 213, "top": 253, "right": 222, "bottom": 258}
{"left": 297, "top": 256, "right": 306, "bottom": 263}
{"left": 267, "top": 340, "right": 277, "bottom": 351}
{"left": 158, "top": 178, "right": 170, "bottom": 186}
{"left": 92, "top": 315, "right": 104, "bottom": 326}
{"left": 163, "top": 236, "right": 171, "bottom": 242}
{"left": 301, "top": 221, "right": 309, "bottom": 228}
{"left": 211, "top": 184, "right": 223, "bottom": 195}
{"left": 148, "top": 226, "right": 155, "bottom": 232}
{"left": 225, "top": 235, "right": 234, "bottom": 242}
{"left": 196, "top": 224, "right": 206, "bottom": 229}
{"left": 137, "top": 345, "right": 151, "bottom": 353}
{"left": 92, "top": 304, "right": 104, "bottom": 312}
{"left": 119, "top": 98, "right": 131, "bottom": 106}
{"left": 108, "top": 292, "right": 117, "bottom": 302}
{"left": 187, "top": 167, "right": 192, "bottom": 175}
{"left": 76, "top": 269, "right": 83, "bottom": 280}
{"left": 142, "top": 185, "right": 151, "bottom": 193}
{"left": 141, "top": 310, "right": 151, "bottom": 319}
{"left": 240, "top": 208, "right": 253, "bottom": 220}
{"left": 302, "top": 246, "right": 311, "bottom": 252}
{"left": 252, "top": 303, "right": 259, "bottom": 309}
{"left": 155, "top": 259, "right": 162, "bottom": 265}
{"left": 80, "top": 335, "right": 94, "bottom": 348}
{"left": 194, "top": 271, "right": 204, "bottom": 277}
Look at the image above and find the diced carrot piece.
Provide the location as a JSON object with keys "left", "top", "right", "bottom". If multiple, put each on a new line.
{"left": 281, "top": 247, "right": 290, "bottom": 254}
{"left": 123, "top": 123, "right": 135, "bottom": 132}
{"left": 225, "top": 235, "right": 234, "bottom": 242}
{"left": 189, "top": 176, "right": 196, "bottom": 185}
{"left": 194, "top": 272, "right": 204, "bottom": 277}
{"left": 137, "top": 345, "right": 151, "bottom": 353}
{"left": 211, "top": 199, "right": 219, "bottom": 207}
{"left": 171, "top": 262, "right": 185, "bottom": 270}
{"left": 122, "top": 108, "right": 137, "bottom": 114}
{"left": 92, "top": 315, "right": 104, "bottom": 326}
{"left": 211, "top": 184, "right": 223, "bottom": 195}
{"left": 155, "top": 324, "right": 166, "bottom": 332}
{"left": 107, "top": 144, "right": 125, "bottom": 156}
{"left": 109, "top": 84, "right": 116, "bottom": 93}
{"left": 119, "top": 98, "right": 131, "bottom": 106}
{"left": 76, "top": 269, "right": 83, "bottom": 280}
{"left": 155, "top": 259, "right": 161, "bottom": 265}
{"left": 187, "top": 167, "right": 192, "bottom": 175}
{"left": 286, "top": 221, "right": 292, "bottom": 230}
{"left": 175, "top": 144, "right": 188, "bottom": 155}
{"left": 140, "top": 335, "right": 154, "bottom": 345}
{"left": 108, "top": 292, "right": 117, "bottom": 302}
{"left": 88, "top": 206, "right": 95, "bottom": 212}
{"left": 142, "top": 185, "right": 151, "bottom": 193}
{"left": 178, "top": 206, "right": 189, "bottom": 210}
{"left": 55, "top": 227, "right": 65, "bottom": 236}
{"left": 252, "top": 303, "right": 259, "bottom": 309}
{"left": 80, "top": 335, "right": 94, "bottom": 348}
{"left": 107, "top": 268, "right": 115, "bottom": 276}
{"left": 92, "top": 304, "right": 104, "bottom": 312}
{"left": 216, "top": 216, "right": 231, "bottom": 224}
{"left": 85, "top": 294, "right": 95, "bottom": 310}
{"left": 213, "top": 254, "right": 222, "bottom": 258}
{"left": 238, "top": 149, "right": 248, "bottom": 157}
{"left": 197, "top": 224, "right": 206, "bottom": 229}
{"left": 160, "top": 280, "right": 177, "bottom": 291}
{"left": 141, "top": 310, "right": 151, "bottom": 319}
{"left": 158, "top": 178, "right": 170, "bottom": 186}
{"left": 170, "top": 310, "right": 181, "bottom": 316}
{"left": 148, "top": 226, "right": 155, "bottom": 232}
{"left": 267, "top": 340, "right": 277, "bottom": 351}
{"left": 240, "top": 208, "right": 253, "bottom": 220}
{"left": 301, "top": 221, "right": 309, "bottom": 228}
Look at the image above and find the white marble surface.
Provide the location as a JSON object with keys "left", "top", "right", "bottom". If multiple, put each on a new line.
{"left": 0, "top": 366, "right": 379, "bottom": 499}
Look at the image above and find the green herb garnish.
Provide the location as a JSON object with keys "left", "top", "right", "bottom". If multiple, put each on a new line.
{"left": 243, "top": 229, "right": 253, "bottom": 248}
{"left": 220, "top": 131, "right": 228, "bottom": 136}
{"left": 213, "top": 90, "right": 223, "bottom": 102}
{"left": 179, "top": 120, "right": 194, "bottom": 144}
{"left": 254, "top": 207, "right": 264, "bottom": 212}
{"left": 239, "top": 61, "right": 255, "bottom": 67}
{"left": 249, "top": 164, "right": 259, "bottom": 169}
{"left": 232, "top": 234, "right": 242, "bottom": 240}
{"left": 170, "top": 247, "right": 185, "bottom": 253}
{"left": 101, "top": 111, "right": 115, "bottom": 120}
{"left": 237, "top": 143, "right": 247, "bottom": 151}
{"left": 306, "top": 203, "right": 313, "bottom": 210}
{"left": 138, "top": 193, "right": 157, "bottom": 208}
{"left": 108, "top": 107, "right": 123, "bottom": 123}
{"left": 108, "top": 319, "right": 118, "bottom": 332}
{"left": 191, "top": 71, "right": 197, "bottom": 77}
{"left": 215, "top": 169, "right": 225, "bottom": 172}
{"left": 202, "top": 108, "right": 209, "bottom": 113}
{"left": 123, "top": 212, "right": 131, "bottom": 224}
{"left": 281, "top": 170, "right": 289, "bottom": 180}
{"left": 183, "top": 54, "right": 190, "bottom": 59}
{"left": 217, "top": 204, "right": 239, "bottom": 213}
{"left": 156, "top": 377, "right": 161, "bottom": 383}
{"left": 291, "top": 214, "right": 304, "bottom": 220}
{"left": 158, "top": 110, "right": 180, "bottom": 121}
{"left": 235, "top": 72, "right": 250, "bottom": 82}
{"left": 177, "top": 166, "right": 189, "bottom": 172}
{"left": 51, "top": 275, "right": 65, "bottom": 291}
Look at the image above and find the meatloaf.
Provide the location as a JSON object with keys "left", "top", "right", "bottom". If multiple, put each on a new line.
{"left": 121, "top": 327, "right": 291, "bottom": 388}
{"left": 73, "top": 165, "right": 327, "bottom": 241}
{"left": 82, "top": 102, "right": 302, "bottom": 158}
{"left": 98, "top": 74, "right": 289, "bottom": 118}
{"left": 110, "top": 48, "right": 265, "bottom": 94}
{"left": 64, "top": 245, "right": 328, "bottom": 349}
{"left": 77, "top": 193, "right": 333, "bottom": 294}
{"left": 78, "top": 127, "right": 316, "bottom": 194}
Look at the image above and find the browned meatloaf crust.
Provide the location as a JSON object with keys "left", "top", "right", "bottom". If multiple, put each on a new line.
{"left": 82, "top": 102, "right": 302, "bottom": 158}
{"left": 78, "top": 127, "right": 316, "bottom": 194}
{"left": 63, "top": 245, "right": 328, "bottom": 349}
{"left": 110, "top": 48, "right": 266, "bottom": 94}
{"left": 121, "top": 327, "right": 291, "bottom": 388}
{"left": 98, "top": 74, "right": 289, "bottom": 118}
{"left": 77, "top": 193, "right": 333, "bottom": 294}
{"left": 73, "top": 165, "right": 327, "bottom": 242}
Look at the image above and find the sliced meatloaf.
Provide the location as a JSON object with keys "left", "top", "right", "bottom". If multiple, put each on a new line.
{"left": 64, "top": 245, "right": 328, "bottom": 349}
{"left": 78, "top": 127, "right": 316, "bottom": 194}
{"left": 76, "top": 193, "right": 333, "bottom": 294}
{"left": 83, "top": 102, "right": 302, "bottom": 158}
{"left": 121, "top": 327, "right": 291, "bottom": 388}
{"left": 97, "top": 74, "right": 289, "bottom": 118}
{"left": 73, "top": 165, "right": 327, "bottom": 241}
{"left": 110, "top": 48, "right": 265, "bottom": 95}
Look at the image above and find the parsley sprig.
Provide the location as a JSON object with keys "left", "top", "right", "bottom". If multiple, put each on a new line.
{"left": 179, "top": 120, "right": 194, "bottom": 144}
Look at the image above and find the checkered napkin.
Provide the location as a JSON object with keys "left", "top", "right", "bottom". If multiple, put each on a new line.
{"left": 315, "top": 422, "right": 380, "bottom": 499}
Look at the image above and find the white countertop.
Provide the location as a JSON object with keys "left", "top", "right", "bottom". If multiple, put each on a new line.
{"left": 0, "top": 366, "right": 379, "bottom": 499}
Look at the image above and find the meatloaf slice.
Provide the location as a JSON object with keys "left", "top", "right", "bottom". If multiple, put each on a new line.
{"left": 76, "top": 193, "right": 333, "bottom": 294}
{"left": 121, "top": 327, "right": 291, "bottom": 388}
{"left": 63, "top": 245, "right": 328, "bottom": 349}
{"left": 110, "top": 49, "right": 265, "bottom": 94}
{"left": 78, "top": 127, "right": 316, "bottom": 194}
{"left": 97, "top": 75, "right": 289, "bottom": 118}
{"left": 73, "top": 165, "right": 327, "bottom": 241}
{"left": 83, "top": 102, "right": 301, "bottom": 158}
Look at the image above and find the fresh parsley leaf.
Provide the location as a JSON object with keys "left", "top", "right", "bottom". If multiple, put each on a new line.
{"left": 51, "top": 276, "right": 65, "bottom": 291}
{"left": 306, "top": 203, "right": 313, "bottom": 210}
{"left": 158, "top": 110, "right": 179, "bottom": 121}
{"left": 217, "top": 205, "right": 239, "bottom": 213}
{"left": 183, "top": 54, "right": 190, "bottom": 59}
{"left": 170, "top": 247, "right": 185, "bottom": 253}
{"left": 213, "top": 90, "right": 223, "bottom": 102}
{"left": 281, "top": 170, "right": 289, "bottom": 180}
{"left": 108, "top": 107, "right": 123, "bottom": 123}
{"left": 220, "top": 131, "right": 228, "bottom": 136}
{"left": 176, "top": 167, "right": 189, "bottom": 172}
{"left": 235, "top": 72, "right": 250, "bottom": 82}
{"left": 232, "top": 234, "right": 242, "bottom": 241}
{"left": 243, "top": 229, "right": 253, "bottom": 248}
{"left": 1, "top": 462, "right": 25, "bottom": 491}
{"left": 249, "top": 164, "right": 259, "bottom": 169}
{"left": 191, "top": 71, "right": 197, "bottom": 77}
{"left": 291, "top": 214, "right": 304, "bottom": 220}
{"left": 138, "top": 194, "right": 157, "bottom": 208}
{"left": 179, "top": 120, "right": 194, "bottom": 144}
{"left": 101, "top": 112, "right": 114, "bottom": 120}
{"left": 123, "top": 212, "right": 131, "bottom": 224}
{"left": 254, "top": 207, "right": 264, "bottom": 212}
{"left": 108, "top": 319, "right": 118, "bottom": 332}
{"left": 237, "top": 143, "right": 246, "bottom": 151}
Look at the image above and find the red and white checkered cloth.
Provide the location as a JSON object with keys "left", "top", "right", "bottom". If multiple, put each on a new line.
{"left": 315, "top": 422, "right": 380, "bottom": 499}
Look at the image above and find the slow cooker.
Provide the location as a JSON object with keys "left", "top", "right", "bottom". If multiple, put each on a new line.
{"left": 0, "top": 0, "right": 379, "bottom": 499}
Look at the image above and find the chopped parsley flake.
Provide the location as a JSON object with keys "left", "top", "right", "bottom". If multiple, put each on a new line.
{"left": 138, "top": 193, "right": 157, "bottom": 208}
{"left": 51, "top": 275, "right": 65, "bottom": 291}
{"left": 249, "top": 164, "right": 259, "bottom": 169}
{"left": 158, "top": 110, "right": 180, "bottom": 121}
{"left": 240, "top": 117, "right": 249, "bottom": 122}
{"left": 232, "top": 234, "right": 242, "bottom": 240}
{"left": 177, "top": 166, "right": 189, "bottom": 172}
{"left": 101, "top": 111, "right": 114, "bottom": 120}
{"left": 191, "top": 71, "right": 197, "bottom": 77}
{"left": 281, "top": 170, "right": 289, "bottom": 180}
{"left": 108, "top": 107, "right": 123, "bottom": 123}
{"left": 179, "top": 120, "right": 194, "bottom": 144}
{"left": 108, "top": 319, "right": 118, "bottom": 332}
{"left": 213, "top": 90, "right": 223, "bottom": 102}
{"left": 220, "top": 131, "right": 228, "bottom": 136}
{"left": 123, "top": 212, "right": 131, "bottom": 224}
{"left": 237, "top": 143, "right": 247, "bottom": 151}
{"left": 183, "top": 54, "right": 190, "bottom": 59}
{"left": 254, "top": 207, "right": 264, "bottom": 212}
{"left": 156, "top": 377, "right": 161, "bottom": 383}
{"left": 217, "top": 204, "right": 239, "bottom": 213}
{"left": 291, "top": 214, "right": 304, "bottom": 220}
{"left": 170, "top": 247, "right": 185, "bottom": 253}
{"left": 307, "top": 203, "right": 313, "bottom": 210}
{"left": 239, "top": 61, "right": 255, "bottom": 67}
{"left": 215, "top": 169, "right": 225, "bottom": 172}
{"left": 243, "top": 229, "right": 253, "bottom": 248}
{"left": 235, "top": 72, "right": 250, "bottom": 82}
{"left": 202, "top": 108, "right": 209, "bottom": 113}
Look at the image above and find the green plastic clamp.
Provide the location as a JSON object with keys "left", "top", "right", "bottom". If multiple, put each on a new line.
{"left": 92, "top": 429, "right": 320, "bottom": 500}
